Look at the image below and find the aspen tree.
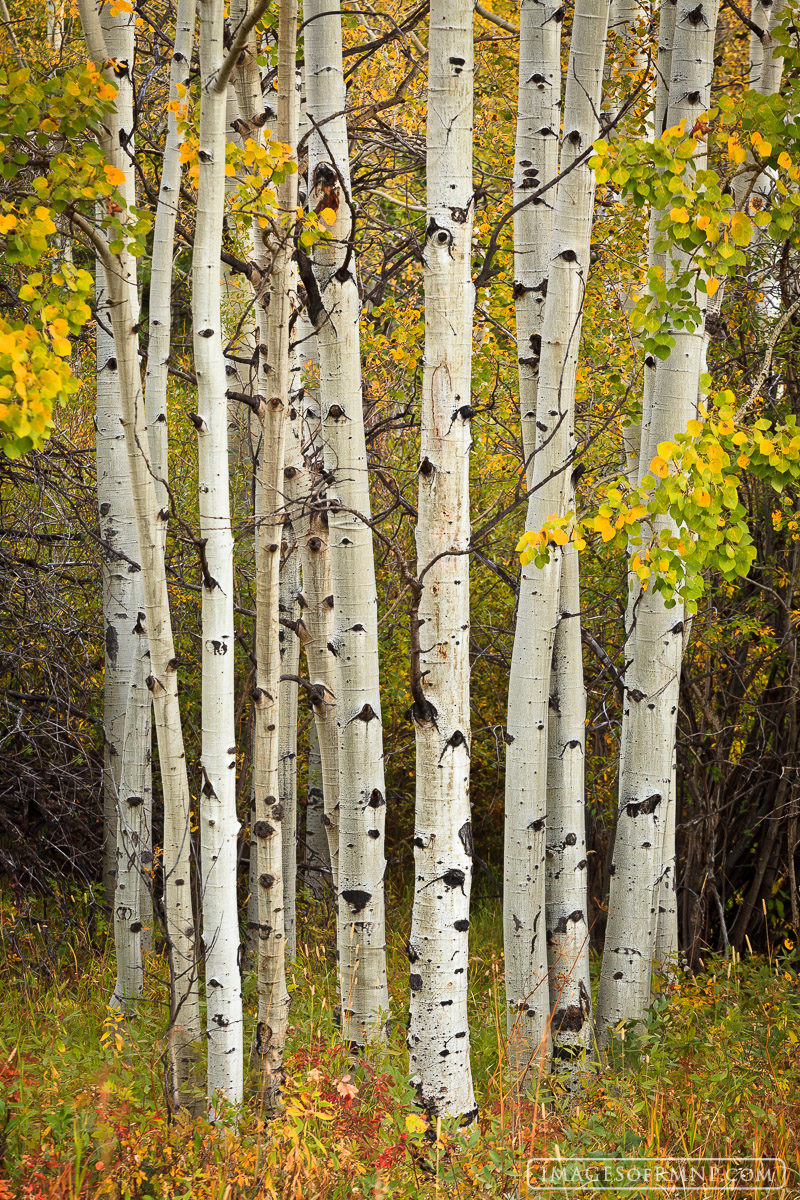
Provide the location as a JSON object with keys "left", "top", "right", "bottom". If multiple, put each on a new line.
{"left": 304, "top": 723, "right": 329, "bottom": 897}
{"left": 304, "top": 0, "right": 388, "bottom": 1044}
{"left": 109, "top": 613, "right": 150, "bottom": 1011}
{"left": 295, "top": 319, "right": 340, "bottom": 887}
{"left": 250, "top": 0, "right": 298, "bottom": 1102}
{"left": 407, "top": 0, "right": 476, "bottom": 1119}
{"left": 96, "top": 0, "right": 146, "bottom": 906}
{"left": 145, "top": 0, "right": 196, "bottom": 516}
{"left": 596, "top": 0, "right": 720, "bottom": 1042}
{"left": 505, "top": 0, "right": 609, "bottom": 1081}
{"left": 279, "top": 477, "right": 302, "bottom": 961}
{"left": 280, "top": 291, "right": 308, "bottom": 958}
{"left": 192, "top": 0, "right": 245, "bottom": 1104}
{"left": 77, "top": 0, "right": 203, "bottom": 1114}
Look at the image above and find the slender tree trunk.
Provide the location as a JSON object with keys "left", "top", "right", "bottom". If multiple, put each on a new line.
{"left": 304, "top": 0, "right": 388, "bottom": 1045}
{"left": 546, "top": 537, "right": 592, "bottom": 1065}
{"left": 96, "top": 0, "right": 145, "bottom": 907}
{"left": 296, "top": 320, "right": 340, "bottom": 888}
{"left": 192, "top": 0, "right": 244, "bottom": 1106}
{"left": 505, "top": 0, "right": 609, "bottom": 1083}
{"left": 109, "top": 614, "right": 150, "bottom": 1010}
{"left": 304, "top": 722, "right": 329, "bottom": 898}
{"left": 279, "top": 496, "right": 301, "bottom": 961}
{"left": 77, "top": 0, "right": 203, "bottom": 1111}
{"left": 406, "top": 0, "right": 476, "bottom": 1120}
{"left": 596, "top": 0, "right": 719, "bottom": 1042}
{"left": 250, "top": 0, "right": 298, "bottom": 1103}
{"left": 141, "top": 0, "right": 197, "bottom": 953}
{"left": 513, "top": 0, "right": 561, "bottom": 487}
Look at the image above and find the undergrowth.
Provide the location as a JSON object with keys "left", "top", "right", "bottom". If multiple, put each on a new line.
{"left": 1, "top": 888, "right": 798, "bottom": 1198}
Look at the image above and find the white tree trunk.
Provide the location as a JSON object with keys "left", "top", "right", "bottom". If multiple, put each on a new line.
{"left": 140, "top": 0, "right": 196, "bottom": 953}
{"left": 304, "top": 722, "right": 330, "bottom": 898}
{"left": 109, "top": 613, "right": 150, "bottom": 1011}
{"left": 96, "top": 0, "right": 145, "bottom": 906}
{"left": 546, "top": 537, "right": 592, "bottom": 1065}
{"left": 77, "top": 0, "right": 203, "bottom": 1110}
{"left": 193, "top": 0, "right": 244, "bottom": 1106}
{"left": 406, "top": 0, "right": 476, "bottom": 1121}
{"left": 596, "top": 0, "right": 719, "bottom": 1043}
{"left": 514, "top": 0, "right": 561, "bottom": 484}
{"left": 250, "top": 0, "right": 298, "bottom": 1103}
{"left": 279, "top": 498, "right": 301, "bottom": 961}
{"left": 505, "top": 0, "right": 609, "bottom": 1083}
{"left": 296, "top": 321, "right": 340, "bottom": 888}
{"left": 304, "top": 0, "right": 388, "bottom": 1045}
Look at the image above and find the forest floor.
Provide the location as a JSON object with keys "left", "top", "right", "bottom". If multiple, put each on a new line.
{"left": 0, "top": 889, "right": 798, "bottom": 1199}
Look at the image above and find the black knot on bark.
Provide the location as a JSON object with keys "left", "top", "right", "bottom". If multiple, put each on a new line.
{"left": 259, "top": 873, "right": 275, "bottom": 888}
{"left": 341, "top": 888, "right": 371, "bottom": 913}
{"left": 356, "top": 703, "right": 378, "bottom": 723}
{"left": 419, "top": 456, "right": 434, "bottom": 476}
{"left": 253, "top": 820, "right": 274, "bottom": 838}
{"left": 369, "top": 788, "right": 385, "bottom": 808}
{"left": 409, "top": 973, "right": 423, "bottom": 991}
{"left": 198, "top": 327, "right": 214, "bottom": 338}
{"left": 625, "top": 793, "right": 662, "bottom": 818}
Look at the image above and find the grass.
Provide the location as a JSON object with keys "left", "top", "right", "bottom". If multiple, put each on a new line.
{"left": 1, "top": 888, "right": 799, "bottom": 1198}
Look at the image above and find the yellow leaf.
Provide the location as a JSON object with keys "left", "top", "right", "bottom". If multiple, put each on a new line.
{"left": 550, "top": 526, "right": 569, "bottom": 546}
{"left": 319, "top": 206, "right": 337, "bottom": 225}
{"left": 669, "top": 206, "right": 689, "bottom": 224}
{"left": 650, "top": 455, "right": 669, "bottom": 478}
{"left": 706, "top": 277, "right": 719, "bottom": 297}
{"left": 778, "top": 151, "right": 791, "bottom": 170}
{"left": 406, "top": 1113, "right": 428, "bottom": 1135}
{"left": 103, "top": 163, "right": 126, "bottom": 186}
{"left": 730, "top": 211, "right": 753, "bottom": 247}
{"left": 686, "top": 419, "right": 703, "bottom": 437}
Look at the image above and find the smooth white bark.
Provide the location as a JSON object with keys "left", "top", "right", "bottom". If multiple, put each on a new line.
{"left": 96, "top": 0, "right": 145, "bottom": 906}
{"left": 505, "top": 0, "right": 609, "bottom": 1082}
{"left": 193, "top": 0, "right": 244, "bottom": 1106}
{"left": 109, "top": 614, "right": 150, "bottom": 1011}
{"left": 296, "top": 322, "right": 340, "bottom": 888}
{"left": 304, "top": 722, "right": 329, "bottom": 898}
{"left": 407, "top": 0, "right": 476, "bottom": 1120}
{"left": 250, "top": 0, "right": 297, "bottom": 1101}
{"left": 279, "top": 476, "right": 302, "bottom": 961}
{"left": 304, "top": 0, "right": 388, "bottom": 1046}
{"left": 596, "top": 0, "right": 719, "bottom": 1042}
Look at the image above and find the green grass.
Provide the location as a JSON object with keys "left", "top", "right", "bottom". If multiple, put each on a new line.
{"left": 1, "top": 889, "right": 799, "bottom": 1198}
